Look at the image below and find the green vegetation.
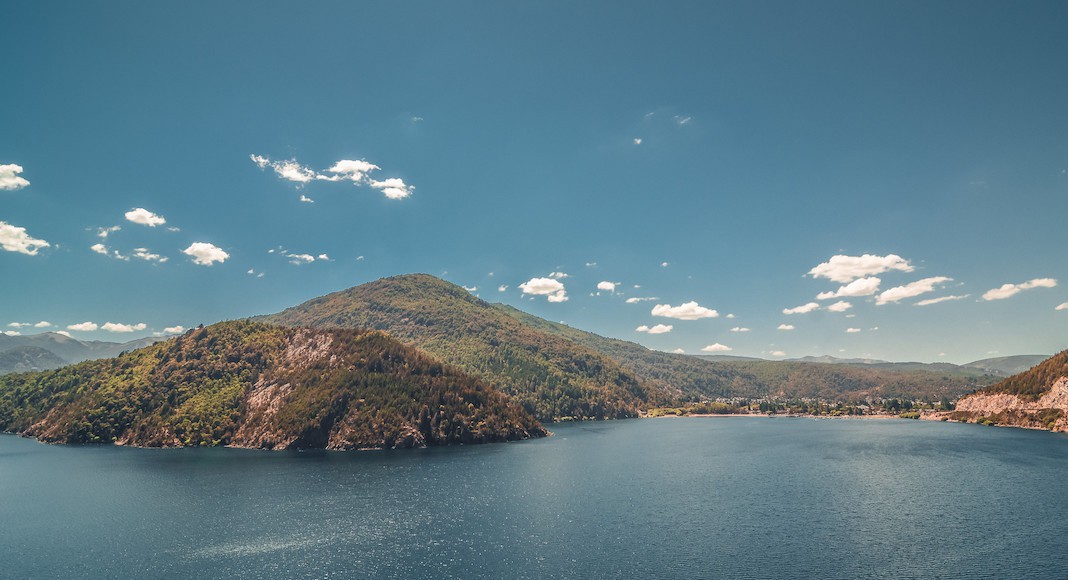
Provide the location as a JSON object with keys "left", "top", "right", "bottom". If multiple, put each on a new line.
{"left": 259, "top": 275, "right": 995, "bottom": 421}
{"left": 0, "top": 321, "right": 545, "bottom": 449}
{"left": 259, "top": 274, "right": 654, "bottom": 421}
{"left": 980, "top": 350, "right": 1068, "bottom": 400}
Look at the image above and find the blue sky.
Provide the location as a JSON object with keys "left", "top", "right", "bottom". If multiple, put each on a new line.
{"left": 2, "top": 1, "right": 1066, "bottom": 363}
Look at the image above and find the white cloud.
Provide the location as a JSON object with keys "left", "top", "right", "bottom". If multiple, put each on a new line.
{"left": 326, "top": 159, "right": 380, "bottom": 183}
{"left": 1057, "top": 302, "right": 1068, "bottom": 311}
{"left": 816, "top": 277, "right": 881, "bottom": 300}
{"left": 672, "top": 348, "right": 685, "bottom": 354}
{"left": 7, "top": 322, "right": 29, "bottom": 328}
{"left": 124, "top": 208, "right": 166, "bottom": 227}
{"left": 651, "top": 301, "right": 719, "bottom": 320}
{"left": 317, "top": 253, "right": 330, "bottom": 261}
{"left": 356, "top": 255, "right": 364, "bottom": 261}
{"left": 54, "top": 330, "right": 72, "bottom": 338}
{"left": 163, "top": 326, "right": 185, "bottom": 334}
{"left": 633, "top": 138, "right": 642, "bottom": 145}
{"left": 132, "top": 248, "right": 168, "bottom": 263}
{"left": 252, "top": 156, "right": 317, "bottom": 184}
{"left": 846, "top": 328, "right": 861, "bottom": 333}
{"left": 730, "top": 327, "right": 751, "bottom": 332}
{"left": 369, "top": 177, "right": 414, "bottom": 200}
{"left": 287, "top": 253, "right": 316, "bottom": 264}
{"left": 877, "top": 276, "right": 953, "bottom": 305}
{"left": 102, "top": 322, "right": 147, "bottom": 333}
{"left": 34, "top": 321, "right": 52, "bottom": 328}
{"left": 67, "top": 322, "right": 99, "bottom": 332}
{"left": 982, "top": 278, "right": 1058, "bottom": 301}
{"left": 90, "top": 243, "right": 129, "bottom": 261}
{"left": 520, "top": 277, "right": 568, "bottom": 302}
{"left": 770, "top": 350, "right": 786, "bottom": 357}
{"left": 660, "top": 261, "right": 670, "bottom": 267}
{"left": 585, "top": 262, "right": 597, "bottom": 267}
{"left": 809, "top": 254, "right": 913, "bottom": 283}
{"left": 701, "top": 343, "right": 732, "bottom": 353}
{"left": 3, "top": 331, "right": 19, "bottom": 336}
{"left": 625, "top": 297, "right": 658, "bottom": 303}
{"left": 549, "top": 271, "right": 570, "bottom": 279}
{"left": 726, "top": 313, "right": 736, "bottom": 319}
{"left": 254, "top": 156, "right": 413, "bottom": 199}
{"left": 498, "top": 285, "right": 508, "bottom": 292}
{"left": 0, "top": 163, "right": 30, "bottom": 191}
{"left": 182, "top": 242, "right": 229, "bottom": 266}
{"left": 636, "top": 324, "right": 673, "bottom": 334}
{"left": 97, "top": 225, "right": 121, "bottom": 239}
{"left": 826, "top": 301, "right": 852, "bottom": 313}
{"left": 0, "top": 221, "right": 50, "bottom": 255}
{"left": 783, "top": 302, "right": 819, "bottom": 315}
{"left": 675, "top": 115, "right": 692, "bottom": 125}
{"left": 777, "top": 324, "right": 795, "bottom": 331}
{"left": 597, "top": 281, "right": 618, "bottom": 292}
{"left": 916, "top": 294, "right": 969, "bottom": 306}
{"left": 299, "top": 195, "right": 314, "bottom": 203}
{"left": 463, "top": 285, "right": 478, "bottom": 293}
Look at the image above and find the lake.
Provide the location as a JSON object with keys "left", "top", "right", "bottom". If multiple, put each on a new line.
{"left": 2, "top": 417, "right": 1067, "bottom": 578}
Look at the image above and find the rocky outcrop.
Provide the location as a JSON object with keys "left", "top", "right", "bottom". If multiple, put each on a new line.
{"left": 945, "top": 376, "right": 1068, "bottom": 432}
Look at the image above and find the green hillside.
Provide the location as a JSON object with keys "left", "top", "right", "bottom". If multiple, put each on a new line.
{"left": 262, "top": 274, "right": 993, "bottom": 411}
{"left": 978, "top": 350, "right": 1068, "bottom": 401}
{"left": 0, "top": 320, "right": 545, "bottom": 449}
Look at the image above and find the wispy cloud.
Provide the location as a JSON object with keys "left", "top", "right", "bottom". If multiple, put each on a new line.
{"left": 876, "top": 277, "right": 952, "bottom": 305}
{"left": 916, "top": 294, "right": 969, "bottom": 306}
{"left": 982, "top": 278, "right": 1057, "bottom": 301}
{"left": 783, "top": 302, "right": 819, "bottom": 315}
{"left": 252, "top": 154, "right": 414, "bottom": 199}
{"left": 816, "top": 277, "right": 881, "bottom": 300}
{"left": 636, "top": 324, "right": 673, "bottom": 334}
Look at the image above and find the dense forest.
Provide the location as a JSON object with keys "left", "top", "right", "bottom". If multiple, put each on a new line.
{"left": 261, "top": 274, "right": 996, "bottom": 418}
{"left": 977, "top": 350, "right": 1068, "bottom": 400}
{"left": 0, "top": 321, "right": 545, "bottom": 449}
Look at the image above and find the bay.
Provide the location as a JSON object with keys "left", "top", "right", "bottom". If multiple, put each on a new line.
{"left": 2, "top": 417, "right": 1066, "bottom": 579}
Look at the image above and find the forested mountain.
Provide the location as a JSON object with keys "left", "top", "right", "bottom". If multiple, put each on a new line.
{"left": 0, "top": 332, "right": 170, "bottom": 374}
{"left": 261, "top": 274, "right": 995, "bottom": 413}
{"left": 951, "top": 351, "right": 1068, "bottom": 432}
{"left": 0, "top": 321, "right": 545, "bottom": 449}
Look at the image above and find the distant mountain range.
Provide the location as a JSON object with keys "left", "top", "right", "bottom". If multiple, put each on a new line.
{"left": 778, "top": 354, "right": 1047, "bottom": 378}
{"left": 0, "top": 332, "right": 169, "bottom": 374}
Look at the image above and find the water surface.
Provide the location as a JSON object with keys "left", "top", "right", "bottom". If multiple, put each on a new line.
{"left": 2, "top": 417, "right": 1066, "bottom": 578}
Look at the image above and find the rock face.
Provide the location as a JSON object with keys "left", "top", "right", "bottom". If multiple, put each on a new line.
{"left": 0, "top": 321, "right": 547, "bottom": 449}
{"left": 947, "top": 351, "right": 1068, "bottom": 432}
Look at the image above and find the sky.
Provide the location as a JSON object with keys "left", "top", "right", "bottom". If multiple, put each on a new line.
{"left": 2, "top": 1, "right": 1066, "bottom": 363}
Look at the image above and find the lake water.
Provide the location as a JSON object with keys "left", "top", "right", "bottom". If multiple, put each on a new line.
{"left": 2, "top": 417, "right": 1067, "bottom": 579}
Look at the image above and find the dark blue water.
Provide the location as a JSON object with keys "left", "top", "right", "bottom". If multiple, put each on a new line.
{"left": 2, "top": 417, "right": 1067, "bottom": 579}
